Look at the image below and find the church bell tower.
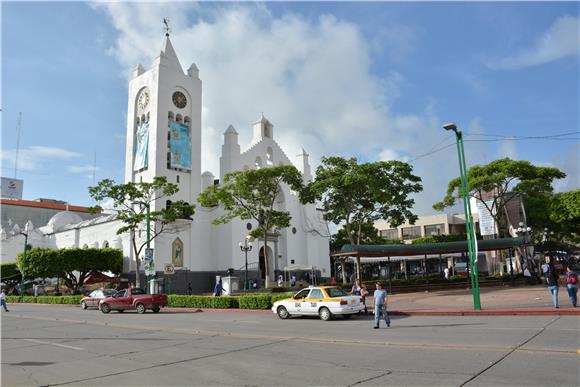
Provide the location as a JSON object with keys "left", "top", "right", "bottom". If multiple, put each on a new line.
{"left": 124, "top": 30, "right": 202, "bottom": 211}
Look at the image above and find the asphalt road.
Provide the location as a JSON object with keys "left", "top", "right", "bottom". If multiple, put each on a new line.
{"left": 2, "top": 304, "right": 579, "bottom": 386}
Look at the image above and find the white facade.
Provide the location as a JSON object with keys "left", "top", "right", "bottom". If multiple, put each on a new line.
{"left": 1, "top": 36, "right": 330, "bottom": 289}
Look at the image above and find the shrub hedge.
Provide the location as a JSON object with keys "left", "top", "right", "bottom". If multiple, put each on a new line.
{"left": 167, "top": 295, "right": 239, "bottom": 309}
{"left": 6, "top": 295, "right": 83, "bottom": 304}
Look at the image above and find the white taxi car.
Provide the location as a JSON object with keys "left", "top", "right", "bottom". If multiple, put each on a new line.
{"left": 272, "top": 286, "right": 365, "bottom": 321}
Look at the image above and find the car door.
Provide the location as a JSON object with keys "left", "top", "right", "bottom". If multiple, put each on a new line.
{"left": 110, "top": 289, "right": 129, "bottom": 309}
{"left": 303, "top": 288, "right": 325, "bottom": 315}
{"left": 288, "top": 289, "right": 310, "bottom": 314}
{"left": 91, "top": 290, "right": 102, "bottom": 307}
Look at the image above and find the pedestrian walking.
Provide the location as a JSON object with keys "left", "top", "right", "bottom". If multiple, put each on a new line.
{"left": 213, "top": 279, "right": 223, "bottom": 296}
{"left": 0, "top": 289, "right": 9, "bottom": 312}
{"left": 187, "top": 282, "right": 193, "bottom": 295}
{"left": 372, "top": 282, "right": 390, "bottom": 329}
{"left": 350, "top": 279, "right": 368, "bottom": 314}
{"left": 564, "top": 265, "right": 578, "bottom": 307}
{"left": 546, "top": 266, "right": 560, "bottom": 308}
{"left": 444, "top": 267, "right": 450, "bottom": 280}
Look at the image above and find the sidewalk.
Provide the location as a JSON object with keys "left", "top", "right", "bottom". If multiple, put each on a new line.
{"left": 383, "top": 285, "right": 580, "bottom": 316}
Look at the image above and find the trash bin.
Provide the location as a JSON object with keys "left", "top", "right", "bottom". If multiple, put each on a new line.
{"left": 149, "top": 278, "right": 164, "bottom": 294}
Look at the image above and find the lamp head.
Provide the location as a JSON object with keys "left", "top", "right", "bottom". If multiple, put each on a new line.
{"left": 442, "top": 122, "right": 457, "bottom": 132}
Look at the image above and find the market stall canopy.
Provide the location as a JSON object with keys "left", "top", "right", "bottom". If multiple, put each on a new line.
{"left": 335, "top": 237, "right": 529, "bottom": 258}
{"left": 84, "top": 271, "right": 119, "bottom": 285}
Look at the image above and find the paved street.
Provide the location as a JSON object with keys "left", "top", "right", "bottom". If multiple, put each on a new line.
{"left": 2, "top": 304, "right": 579, "bottom": 386}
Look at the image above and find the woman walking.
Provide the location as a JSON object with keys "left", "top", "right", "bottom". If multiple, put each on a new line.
{"left": 546, "top": 265, "right": 560, "bottom": 308}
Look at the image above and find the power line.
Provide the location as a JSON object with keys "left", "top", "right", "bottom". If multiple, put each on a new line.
{"left": 464, "top": 131, "right": 579, "bottom": 139}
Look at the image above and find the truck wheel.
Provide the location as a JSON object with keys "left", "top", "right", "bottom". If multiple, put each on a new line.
{"left": 136, "top": 303, "right": 146, "bottom": 314}
{"left": 100, "top": 303, "right": 111, "bottom": 314}
{"left": 152, "top": 306, "right": 160, "bottom": 313}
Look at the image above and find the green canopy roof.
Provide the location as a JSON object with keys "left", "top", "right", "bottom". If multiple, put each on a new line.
{"left": 336, "top": 237, "right": 529, "bottom": 257}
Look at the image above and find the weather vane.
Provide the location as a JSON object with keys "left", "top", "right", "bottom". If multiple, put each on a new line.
{"left": 163, "top": 18, "right": 171, "bottom": 37}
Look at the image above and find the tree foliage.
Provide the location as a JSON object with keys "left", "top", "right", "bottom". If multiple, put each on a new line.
{"left": 1, "top": 262, "right": 21, "bottom": 290}
{"left": 89, "top": 177, "right": 195, "bottom": 288}
{"left": 330, "top": 221, "right": 401, "bottom": 254}
{"left": 549, "top": 189, "right": 580, "bottom": 244}
{"left": 198, "top": 165, "right": 304, "bottom": 288}
{"left": 302, "top": 156, "right": 422, "bottom": 281}
{"left": 433, "top": 158, "right": 565, "bottom": 237}
{"left": 16, "top": 248, "right": 123, "bottom": 293}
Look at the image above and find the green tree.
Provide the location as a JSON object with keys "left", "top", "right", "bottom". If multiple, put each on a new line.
{"left": 302, "top": 156, "right": 422, "bottom": 282}
{"left": 549, "top": 189, "right": 580, "bottom": 244}
{"left": 1, "top": 262, "right": 22, "bottom": 291}
{"left": 198, "top": 165, "right": 304, "bottom": 288}
{"left": 16, "top": 248, "right": 124, "bottom": 293}
{"left": 89, "top": 177, "right": 195, "bottom": 288}
{"left": 433, "top": 158, "right": 565, "bottom": 237}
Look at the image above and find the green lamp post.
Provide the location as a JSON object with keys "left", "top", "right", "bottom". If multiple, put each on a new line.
{"left": 443, "top": 122, "right": 481, "bottom": 310}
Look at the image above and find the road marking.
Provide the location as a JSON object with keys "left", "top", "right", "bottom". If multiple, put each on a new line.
{"left": 23, "top": 338, "right": 84, "bottom": 351}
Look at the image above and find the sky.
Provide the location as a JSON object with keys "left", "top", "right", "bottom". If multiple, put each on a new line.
{"left": 2, "top": 1, "right": 579, "bottom": 219}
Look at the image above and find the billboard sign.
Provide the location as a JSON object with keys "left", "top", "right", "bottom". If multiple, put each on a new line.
{"left": 1, "top": 178, "right": 23, "bottom": 200}
{"left": 168, "top": 120, "right": 191, "bottom": 170}
{"left": 476, "top": 200, "right": 497, "bottom": 236}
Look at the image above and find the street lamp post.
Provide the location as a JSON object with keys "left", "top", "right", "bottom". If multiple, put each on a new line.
{"left": 239, "top": 236, "right": 253, "bottom": 291}
{"left": 133, "top": 201, "right": 152, "bottom": 292}
{"left": 443, "top": 122, "right": 481, "bottom": 310}
{"left": 18, "top": 222, "right": 32, "bottom": 303}
{"left": 515, "top": 222, "right": 532, "bottom": 275}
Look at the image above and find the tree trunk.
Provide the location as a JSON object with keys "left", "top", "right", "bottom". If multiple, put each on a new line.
{"left": 356, "top": 257, "right": 361, "bottom": 281}
{"left": 263, "top": 229, "right": 270, "bottom": 288}
{"left": 133, "top": 236, "right": 141, "bottom": 289}
{"left": 341, "top": 261, "right": 347, "bottom": 284}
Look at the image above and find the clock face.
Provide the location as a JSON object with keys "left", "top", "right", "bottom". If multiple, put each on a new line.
{"left": 138, "top": 90, "right": 150, "bottom": 109}
{"left": 172, "top": 91, "right": 187, "bottom": 109}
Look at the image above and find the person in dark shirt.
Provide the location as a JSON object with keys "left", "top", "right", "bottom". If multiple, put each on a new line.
{"left": 546, "top": 266, "right": 560, "bottom": 308}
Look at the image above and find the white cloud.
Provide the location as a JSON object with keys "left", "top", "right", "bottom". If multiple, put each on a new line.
{"left": 1, "top": 146, "right": 80, "bottom": 171}
{"left": 67, "top": 165, "right": 100, "bottom": 174}
{"left": 490, "top": 15, "right": 579, "bottom": 69}
{"left": 497, "top": 139, "right": 518, "bottom": 159}
{"left": 92, "top": 3, "right": 478, "bottom": 216}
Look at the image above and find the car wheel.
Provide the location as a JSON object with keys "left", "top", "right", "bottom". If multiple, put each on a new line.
{"left": 152, "top": 306, "right": 160, "bottom": 313}
{"left": 319, "top": 307, "right": 332, "bottom": 321}
{"left": 277, "top": 306, "right": 290, "bottom": 319}
{"left": 80, "top": 301, "right": 87, "bottom": 310}
{"left": 100, "top": 303, "right": 111, "bottom": 314}
{"left": 343, "top": 313, "right": 352, "bottom": 319}
{"left": 136, "top": 303, "right": 146, "bottom": 314}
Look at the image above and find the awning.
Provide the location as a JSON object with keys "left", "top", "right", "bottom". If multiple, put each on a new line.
{"left": 84, "top": 271, "right": 118, "bottom": 285}
{"left": 335, "top": 237, "right": 529, "bottom": 258}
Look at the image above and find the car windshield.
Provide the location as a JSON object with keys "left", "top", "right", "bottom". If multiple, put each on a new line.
{"left": 103, "top": 289, "right": 116, "bottom": 296}
{"left": 325, "top": 288, "right": 348, "bottom": 298}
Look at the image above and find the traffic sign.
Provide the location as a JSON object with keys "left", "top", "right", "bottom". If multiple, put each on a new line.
{"left": 164, "top": 263, "right": 175, "bottom": 275}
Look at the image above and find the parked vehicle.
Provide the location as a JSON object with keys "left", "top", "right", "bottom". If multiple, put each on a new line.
{"left": 272, "top": 286, "right": 365, "bottom": 321}
{"left": 99, "top": 288, "right": 168, "bottom": 314}
{"left": 80, "top": 289, "right": 117, "bottom": 309}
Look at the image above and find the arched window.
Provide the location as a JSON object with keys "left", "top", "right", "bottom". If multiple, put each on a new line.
{"left": 266, "top": 147, "right": 274, "bottom": 166}
{"left": 172, "top": 238, "right": 184, "bottom": 267}
{"left": 141, "top": 114, "right": 146, "bottom": 123}
{"left": 168, "top": 111, "right": 175, "bottom": 121}
{"left": 102, "top": 241, "right": 109, "bottom": 248}
{"left": 176, "top": 114, "right": 183, "bottom": 123}
{"left": 136, "top": 117, "right": 141, "bottom": 126}
{"left": 184, "top": 116, "right": 191, "bottom": 126}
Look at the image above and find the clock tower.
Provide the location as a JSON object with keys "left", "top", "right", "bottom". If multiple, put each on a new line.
{"left": 124, "top": 34, "right": 202, "bottom": 211}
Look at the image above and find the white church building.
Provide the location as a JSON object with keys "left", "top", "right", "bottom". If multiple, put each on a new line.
{"left": 1, "top": 35, "right": 330, "bottom": 293}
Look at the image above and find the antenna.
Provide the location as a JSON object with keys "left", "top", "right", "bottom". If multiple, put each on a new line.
{"left": 14, "top": 112, "right": 22, "bottom": 178}
{"left": 92, "top": 151, "right": 97, "bottom": 186}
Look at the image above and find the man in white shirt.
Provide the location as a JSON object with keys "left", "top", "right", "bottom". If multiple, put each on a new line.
{"left": 1, "top": 289, "right": 9, "bottom": 312}
{"left": 444, "top": 267, "right": 450, "bottom": 280}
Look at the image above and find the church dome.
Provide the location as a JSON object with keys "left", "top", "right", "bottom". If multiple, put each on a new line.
{"left": 46, "top": 211, "right": 83, "bottom": 232}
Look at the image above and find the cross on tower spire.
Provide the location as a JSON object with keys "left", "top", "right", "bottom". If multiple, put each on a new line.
{"left": 163, "top": 18, "right": 171, "bottom": 37}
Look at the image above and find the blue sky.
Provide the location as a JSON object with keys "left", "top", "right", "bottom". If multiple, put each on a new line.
{"left": 2, "top": 1, "right": 578, "bottom": 218}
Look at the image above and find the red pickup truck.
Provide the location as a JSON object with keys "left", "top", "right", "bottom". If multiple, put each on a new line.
{"left": 99, "top": 287, "right": 168, "bottom": 314}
